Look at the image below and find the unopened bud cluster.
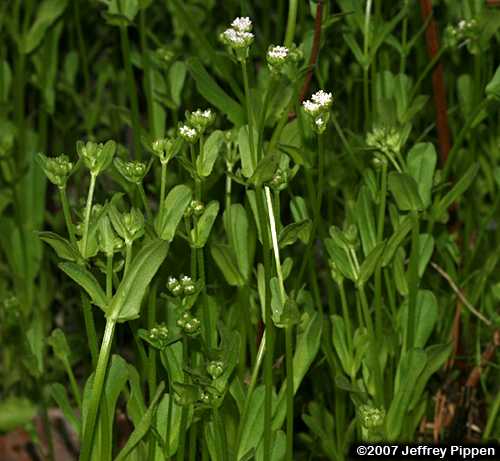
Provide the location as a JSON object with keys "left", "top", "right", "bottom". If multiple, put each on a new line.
{"left": 77, "top": 140, "right": 115, "bottom": 176}
{"left": 206, "top": 360, "right": 224, "bottom": 379}
{"left": 38, "top": 154, "right": 73, "bottom": 188}
{"left": 152, "top": 137, "right": 179, "bottom": 165}
{"left": 176, "top": 311, "right": 201, "bottom": 335}
{"left": 184, "top": 200, "right": 205, "bottom": 217}
{"left": 167, "top": 275, "right": 196, "bottom": 297}
{"left": 358, "top": 405, "right": 385, "bottom": 429}
{"left": 147, "top": 324, "right": 169, "bottom": 350}
{"left": 114, "top": 158, "right": 147, "bottom": 184}
{"left": 303, "top": 90, "right": 333, "bottom": 133}
{"left": 366, "top": 126, "right": 403, "bottom": 156}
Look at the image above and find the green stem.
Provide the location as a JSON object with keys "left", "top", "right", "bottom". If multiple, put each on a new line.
{"left": 483, "top": 389, "right": 500, "bottom": 440}
{"left": 406, "top": 211, "right": 420, "bottom": 352}
{"left": 283, "top": 0, "right": 299, "bottom": 48}
{"left": 79, "top": 319, "right": 116, "bottom": 461}
{"left": 74, "top": 0, "right": 91, "bottom": 101}
{"left": 138, "top": 183, "right": 151, "bottom": 220}
{"left": 338, "top": 281, "right": 353, "bottom": 352}
{"left": 160, "top": 162, "right": 167, "bottom": 209}
{"left": 65, "top": 360, "right": 82, "bottom": 410}
{"left": 409, "top": 46, "right": 446, "bottom": 102}
{"left": 140, "top": 7, "right": 156, "bottom": 138}
{"left": 363, "top": 0, "right": 373, "bottom": 128}
{"left": 241, "top": 61, "right": 257, "bottom": 167}
{"left": 59, "top": 187, "right": 77, "bottom": 246}
{"left": 124, "top": 241, "right": 133, "bottom": 277}
{"left": 81, "top": 294, "right": 98, "bottom": 367}
{"left": 215, "top": 408, "right": 228, "bottom": 461}
{"left": 374, "top": 161, "right": 387, "bottom": 341}
{"left": 119, "top": 25, "right": 142, "bottom": 159}
{"left": 106, "top": 254, "right": 113, "bottom": 299}
{"left": 82, "top": 173, "right": 97, "bottom": 258}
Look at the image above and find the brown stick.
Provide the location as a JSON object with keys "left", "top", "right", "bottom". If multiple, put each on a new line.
{"left": 465, "top": 329, "right": 500, "bottom": 388}
{"left": 419, "top": 0, "right": 451, "bottom": 166}
{"left": 298, "top": 0, "right": 324, "bottom": 103}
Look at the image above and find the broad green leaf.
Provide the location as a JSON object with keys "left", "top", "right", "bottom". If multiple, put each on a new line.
{"left": 432, "top": 163, "right": 479, "bottom": 220}
{"left": 187, "top": 58, "right": 245, "bottom": 126}
{"left": 256, "top": 430, "right": 286, "bottom": 461}
{"left": 21, "top": 0, "right": 69, "bottom": 54}
{"left": 399, "top": 290, "right": 438, "bottom": 349}
{"left": 357, "top": 241, "right": 385, "bottom": 286}
{"left": 381, "top": 215, "right": 412, "bottom": 267}
{"left": 115, "top": 382, "right": 165, "bottom": 461}
{"left": 417, "top": 234, "right": 434, "bottom": 277}
{"left": 273, "top": 313, "right": 323, "bottom": 430}
{"left": 238, "top": 125, "right": 258, "bottom": 178}
{"left": 59, "top": 262, "right": 108, "bottom": 312}
{"left": 278, "top": 220, "right": 311, "bottom": 247}
{"left": 486, "top": 64, "right": 500, "bottom": 100}
{"left": 191, "top": 200, "right": 219, "bottom": 248}
{"left": 49, "top": 383, "right": 80, "bottom": 434}
{"left": 407, "top": 143, "right": 437, "bottom": 208}
{"left": 224, "top": 204, "right": 254, "bottom": 282}
{"left": 109, "top": 239, "right": 169, "bottom": 322}
{"left": 39, "top": 231, "right": 80, "bottom": 262}
{"left": 210, "top": 243, "right": 245, "bottom": 286}
{"left": 355, "top": 186, "right": 377, "bottom": 256}
{"left": 386, "top": 349, "right": 426, "bottom": 440}
{"left": 249, "top": 153, "right": 280, "bottom": 187}
{"left": 0, "top": 397, "right": 37, "bottom": 431}
{"left": 388, "top": 172, "right": 424, "bottom": 211}
{"left": 154, "top": 392, "right": 184, "bottom": 457}
{"left": 196, "top": 130, "right": 224, "bottom": 177}
{"left": 48, "top": 328, "right": 71, "bottom": 367}
{"left": 331, "top": 315, "right": 352, "bottom": 377}
{"left": 324, "top": 238, "right": 356, "bottom": 281}
{"left": 237, "top": 386, "right": 266, "bottom": 460}
{"left": 155, "top": 185, "right": 192, "bottom": 241}
{"left": 169, "top": 61, "right": 187, "bottom": 107}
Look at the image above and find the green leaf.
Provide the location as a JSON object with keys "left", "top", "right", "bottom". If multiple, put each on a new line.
{"left": 278, "top": 220, "right": 311, "bottom": 247}
{"left": 0, "top": 397, "right": 37, "bottom": 431}
{"left": 21, "top": 0, "right": 69, "bottom": 54}
{"left": 355, "top": 186, "right": 377, "bottom": 256}
{"left": 238, "top": 125, "right": 258, "bottom": 178}
{"left": 197, "top": 130, "right": 224, "bottom": 177}
{"left": 381, "top": 215, "right": 412, "bottom": 267}
{"left": 191, "top": 200, "right": 219, "bottom": 248}
{"left": 48, "top": 328, "right": 71, "bottom": 367}
{"left": 224, "top": 204, "right": 254, "bottom": 281}
{"left": 187, "top": 58, "right": 245, "bottom": 126}
{"left": 49, "top": 383, "right": 81, "bottom": 434}
{"left": 115, "top": 382, "right": 165, "bottom": 461}
{"left": 331, "top": 315, "right": 353, "bottom": 377}
{"left": 417, "top": 234, "right": 434, "bottom": 277}
{"left": 432, "top": 163, "right": 479, "bottom": 220}
{"left": 249, "top": 153, "right": 281, "bottom": 187}
{"left": 109, "top": 239, "right": 169, "bottom": 322}
{"left": 59, "top": 262, "right": 108, "bottom": 312}
{"left": 407, "top": 143, "right": 437, "bottom": 208}
{"left": 155, "top": 185, "right": 192, "bottom": 241}
{"left": 486, "top": 64, "right": 500, "bottom": 100}
{"left": 237, "top": 386, "right": 266, "bottom": 460}
{"left": 357, "top": 241, "right": 385, "bottom": 286}
{"left": 324, "top": 238, "right": 356, "bottom": 282}
{"left": 39, "top": 231, "right": 80, "bottom": 261}
{"left": 154, "top": 392, "right": 184, "bottom": 456}
{"left": 169, "top": 61, "right": 187, "bottom": 107}
{"left": 388, "top": 172, "right": 424, "bottom": 211}
{"left": 386, "top": 349, "right": 427, "bottom": 440}
{"left": 210, "top": 243, "right": 245, "bottom": 286}
{"left": 399, "top": 290, "right": 438, "bottom": 349}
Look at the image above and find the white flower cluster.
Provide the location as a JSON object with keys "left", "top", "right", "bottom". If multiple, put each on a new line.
{"left": 179, "top": 124, "right": 198, "bottom": 143}
{"left": 220, "top": 17, "right": 254, "bottom": 50}
{"left": 267, "top": 45, "right": 289, "bottom": 62}
{"left": 303, "top": 90, "right": 333, "bottom": 133}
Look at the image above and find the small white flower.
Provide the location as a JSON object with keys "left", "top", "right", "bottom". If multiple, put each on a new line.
{"left": 179, "top": 125, "right": 198, "bottom": 142}
{"left": 231, "top": 17, "right": 252, "bottom": 32}
{"left": 267, "top": 45, "right": 289, "bottom": 62}
{"left": 180, "top": 275, "right": 192, "bottom": 283}
{"left": 315, "top": 117, "right": 323, "bottom": 127}
{"left": 303, "top": 100, "right": 321, "bottom": 115}
{"left": 311, "top": 90, "right": 333, "bottom": 109}
{"left": 221, "top": 28, "right": 254, "bottom": 48}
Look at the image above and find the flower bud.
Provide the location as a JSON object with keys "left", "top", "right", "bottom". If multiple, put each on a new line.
{"left": 207, "top": 360, "right": 224, "bottom": 379}
{"left": 180, "top": 275, "right": 196, "bottom": 295}
{"left": 37, "top": 154, "right": 73, "bottom": 189}
{"left": 114, "top": 158, "right": 147, "bottom": 184}
{"left": 186, "top": 109, "right": 215, "bottom": 134}
{"left": 76, "top": 140, "right": 116, "bottom": 176}
{"left": 179, "top": 124, "right": 199, "bottom": 143}
{"left": 167, "top": 276, "right": 183, "bottom": 297}
{"left": 358, "top": 405, "right": 385, "bottom": 429}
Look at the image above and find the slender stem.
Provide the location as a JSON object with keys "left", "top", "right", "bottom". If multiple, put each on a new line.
{"left": 138, "top": 183, "right": 151, "bottom": 220}
{"left": 215, "top": 408, "right": 228, "bottom": 461}
{"left": 160, "top": 162, "right": 167, "bottom": 209}
{"left": 81, "top": 294, "right": 98, "bottom": 367}
{"left": 406, "top": 211, "right": 420, "bottom": 352}
{"left": 124, "top": 241, "right": 133, "bottom": 277}
{"left": 338, "top": 282, "right": 353, "bottom": 352}
{"left": 106, "top": 254, "right": 113, "bottom": 299}
{"left": 283, "top": 0, "right": 299, "bottom": 48}
{"left": 140, "top": 8, "right": 156, "bottom": 138}
{"left": 82, "top": 173, "right": 97, "bottom": 258}
{"left": 74, "top": 0, "right": 91, "bottom": 101}
{"left": 65, "top": 361, "right": 83, "bottom": 410}
{"left": 483, "top": 388, "right": 500, "bottom": 440}
{"left": 363, "top": 0, "right": 373, "bottom": 128}
{"left": 59, "top": 187, "right": 77, "bottom": 246}
{"left": 119, "top": 25, "right": 142, "bottom": 159}
{"left": 79, "top": 319, "right": 116, "bottom": 461}
{"left": 241, "top": 61, "right": 257, "bottom": 167}
{"left": 374, "top": 161, "right": 387, "bottom": 341}
{"left": 409, "top": 46, "right": 446, "bottom": 102}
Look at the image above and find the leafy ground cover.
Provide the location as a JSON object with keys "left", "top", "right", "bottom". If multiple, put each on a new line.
{"left": 1, "top": 0, "right": 500, "bottom": 460}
